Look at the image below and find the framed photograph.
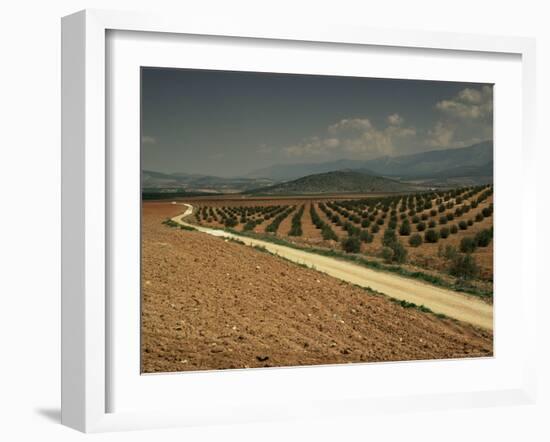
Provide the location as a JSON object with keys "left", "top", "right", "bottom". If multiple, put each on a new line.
{"left": 61, "top": 9, "right": 537, "bottom": 432}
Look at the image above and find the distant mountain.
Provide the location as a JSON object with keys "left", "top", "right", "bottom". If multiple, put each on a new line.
{"left": 246, "top": 159, "right": 375, "bottom": 181}
{"left": 142, "top": 170, "right": 277, "bottom": 193}
{"left": 361, "top": 141, "right": 493, "bottom": 179}
{"left": 247, "top": 170, "right": 421, "bottom": 195}
{"left": 246, "top": 141, "right": 493, "bottom": 182}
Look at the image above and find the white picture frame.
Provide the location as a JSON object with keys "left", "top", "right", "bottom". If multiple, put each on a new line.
{"left": 61, "top": 9, "right": 537, "bottom": 433}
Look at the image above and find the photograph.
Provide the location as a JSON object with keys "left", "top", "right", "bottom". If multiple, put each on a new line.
{"left": 140, "top": 68, "right": 494, "bottom": 373}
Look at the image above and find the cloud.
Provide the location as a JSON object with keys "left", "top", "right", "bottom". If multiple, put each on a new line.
{"left": 141, "top": 135, "right": 157, "bottom": 145}
{"left": 281, "top": 85, "right": 493, "bottom": 158}
{"left": 328, "top": 118, "right": 373, "bottom": 134}
{"left": 434, "top": 85, "right": 493, "bottom": 121}
{"left": 284, "top": 115, "right": 416, "bottom": 158}
{"left": 426, "top": 121, "right": 454, "bottom": 148}
{"left": 387, "top": 113, "right": 404, "bottom": 126}
{"left": 426, "top": 85, "right": 493, "bottom": 148}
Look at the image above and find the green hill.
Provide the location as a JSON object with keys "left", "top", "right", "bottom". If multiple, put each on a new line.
{"left": 247, "top": 170, "right": 420, "bottom": 195}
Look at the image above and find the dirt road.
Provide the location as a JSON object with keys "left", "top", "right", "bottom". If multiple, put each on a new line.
{"left": 171, "top": 204, "right": 493, "bottom": 330}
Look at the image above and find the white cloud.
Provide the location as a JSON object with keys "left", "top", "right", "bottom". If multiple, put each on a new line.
{"left": 426, "top": 85, "right": 493, "bottom": 148}
{"left": 141, "top": 135, "right": 157, "bottom": 145}
{"left": 387, "top": 113, "right": 404, "bottom": 126}
{"left": 284, "top": 115, "right": 416, "bottom": 158}
{"left": 426, "top": 121, "right": 454, "bottom": 148}
{"left": 434, "top": 85, "right": 493, "bottom": 121}
{"left": 281, "top": 85, "right": 493, "bottom": 158}
{"left": 328, "top": 118, "right": 373, "bottom": 134}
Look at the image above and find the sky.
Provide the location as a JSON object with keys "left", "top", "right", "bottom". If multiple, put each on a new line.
{"left": 141, "top": 68, "right": 493, "bottom": 177}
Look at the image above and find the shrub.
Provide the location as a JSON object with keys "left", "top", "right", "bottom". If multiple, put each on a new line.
{"left": 430, "top": 209, "right": 437, "bottom": 217}
{"left": 428, "top": 220, "right": 436, "bottom": 228}
{"left": 449, "top": 254, "right": 479, "bottom": 279}
{"left": 399, "top": 220, "right": 411, "bottom": 236}
{"left": 411, "top": 215, "right": 420, "bottom": 224}
{"left": 439, "top": 215, "right": 448, "bottom": 225}
{"left": 288, "top": 212, "right": 304, "bottom": 236}
{"left": 265, "top": 207, "right": 293, "bottom": 233}
{"left": 424, "top": 229, "right": 440, "bottom": 243}
{"left": 460, "top": 236, "right": 477, "bottom": 253}
{"left": 381, "top": 242, "right": 407, "bottom": 264}
{"left": 467, "top": 219, "right": 474, "bottom": 226}
{"left": 439, "top": 244, "right": 458, "bottom": 260}
{"left": 321, "top": 224, "right": 338, "bottom": 241}
{"left": 416, "top": 221, "right": 426, "bottom": 232}
{"left": 361, "top": 219, "right": 370, "bottom": 228}
{"left": 474, "top": 228, "right": 493, "bottom": 247}
{"left": 459, "top": 220, "right": 468, "bottom": 230}
{"left": 381, "top": 247, "right": 394, "bottom": 263}
{"left": 243, "top": 220, "right": 256, "bottom": 231}
{"left": 482, "top": 206, "right": 492, "bottom": 217}
{"left": 371, "top": 223, "right": 380, "bottom": 233}
{"left": 475, "top": 212, "right": 484, "bottom": 222}
{"left": 446, "top": 213, "right": 455, "bottom": 221}
{"left": 450, "top": 224, "right": 458, "bottom": 234}
{"left": 421, "top": 213, "right": 429, "bottom": 221}
{"left": 382, "top": 229, "right": 397, "bottom": 247}
{"left": 360, "top": 230, "right": 373, "bottom": 243}
{"left": 409, "top": 233, "right": 423, "bottom": 247}
{"left": 376, "top": 218, "right": 385, "bottom": 225}
{"left": 224, "top": 217, "right": 238, "bottom": 228}
{"left": 440, "top": 227, "right": 450, "bottom": 239}
{"left": 391, "top": 241, "right": 408, "bottom": 263}
{"left": 341, "top": 236, "right": 361, "bottom": 253}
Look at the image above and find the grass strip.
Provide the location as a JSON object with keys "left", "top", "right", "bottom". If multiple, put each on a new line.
{"left": 222, "top": 227, "right": 493, "bottom": 299}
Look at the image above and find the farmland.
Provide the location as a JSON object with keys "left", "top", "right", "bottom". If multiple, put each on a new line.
{"left": 143, "top": 185, "right": 494, "bottom": 373}
{"left": 141, "top": 202, "right": 493, "bottom": 373}
{"left": 183, "top": 184, "right": 494, "bottom": 288}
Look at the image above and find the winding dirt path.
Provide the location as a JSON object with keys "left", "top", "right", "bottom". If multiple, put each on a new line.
{"left": 171, "top": 204, "right": 493, "bottom": 330}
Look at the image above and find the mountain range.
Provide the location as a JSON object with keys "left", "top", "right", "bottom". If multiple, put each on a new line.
{"left": 142, "top": 140, "right": 493, "bottom": 194}
{"left": 246, "top": 140, "right": 493, "bottom": 182}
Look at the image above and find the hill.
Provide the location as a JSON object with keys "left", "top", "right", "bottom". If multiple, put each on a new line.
{"left": 247, "top": 170, "right": 420, "bottom": 195}
{"left": 246, "top": 159, "right": 372, "bottom": 181}
{"left": 246, "top": 141, "right": 493, "bottom": 182}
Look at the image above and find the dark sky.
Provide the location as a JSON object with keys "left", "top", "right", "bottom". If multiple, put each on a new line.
{"left": 141, "top": 68, "right": 493, "bottom": 177}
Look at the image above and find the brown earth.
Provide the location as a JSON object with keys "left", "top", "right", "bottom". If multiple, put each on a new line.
{"left": 299, "top": 203, "right": 323, "bottom": 242}
{"left": 142, "top": 202, "right": 493, "bottom": 373}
